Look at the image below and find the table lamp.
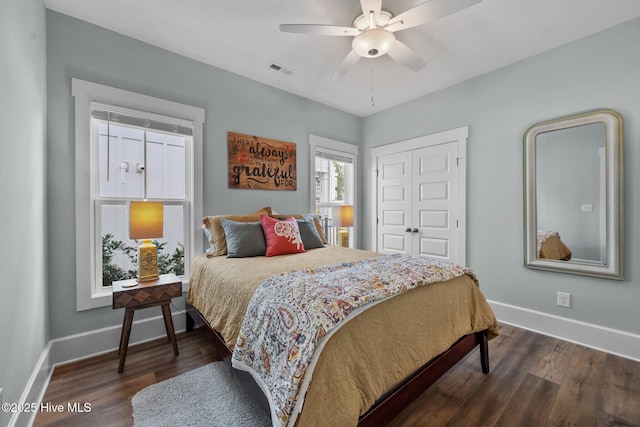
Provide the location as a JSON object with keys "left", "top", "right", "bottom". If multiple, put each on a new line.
{"left": 332, "top": 205, "right": 354, "bottom": 248}
{"left": 129, "top": 201, "right": 163, "bottom": 282}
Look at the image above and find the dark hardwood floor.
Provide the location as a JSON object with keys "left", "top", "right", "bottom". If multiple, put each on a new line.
{"left": 33, "top": 328, "right": 223, "bottom": 427}
{"left": 34, "top": 324, "right": 640, "bottom": 426}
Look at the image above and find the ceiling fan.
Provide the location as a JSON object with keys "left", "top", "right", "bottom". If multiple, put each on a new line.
{"left": 280, "top": 0, "right": 481, "bottom": 79}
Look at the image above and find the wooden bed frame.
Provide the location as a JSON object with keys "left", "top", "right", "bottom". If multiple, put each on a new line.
{"left": 186, "top": 304, "right": 490, "bottom": 426}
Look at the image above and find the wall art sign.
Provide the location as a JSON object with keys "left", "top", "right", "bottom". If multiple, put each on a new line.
{"left": 228, "top": 132, "right": 297, "bottom": 191}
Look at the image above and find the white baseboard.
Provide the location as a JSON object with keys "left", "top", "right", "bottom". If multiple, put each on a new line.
{"left": 9, "top": 311, "right": 186, "bottom": 427}
{"left": 9, "top": 342, "right": 53, "bottom": 427}
{"left": 49, "top": 311, "right": 186, "bottom": 366}
{"left": 489, "top": 300, "right": 640, "bottom": 362}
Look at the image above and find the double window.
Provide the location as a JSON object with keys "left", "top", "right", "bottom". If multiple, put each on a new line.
{"left": 73, "top": 79, "right": 204, "bottom": 310}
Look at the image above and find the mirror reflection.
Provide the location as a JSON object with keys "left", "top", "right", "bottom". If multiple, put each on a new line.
{"left": 536, "top": 122, "right": 605, "bottom": 264}
{"left": 524, "top": 109, "right": 623, "bottom": 279}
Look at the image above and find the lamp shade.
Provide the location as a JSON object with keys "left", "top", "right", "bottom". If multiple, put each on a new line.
{"left": 332, "top": 205, "right": 354, "bottom": 227}
{"left": 129, "top": 201, "right": 163, "bottom": 240}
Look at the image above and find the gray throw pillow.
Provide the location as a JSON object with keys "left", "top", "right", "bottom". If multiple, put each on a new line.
{"left": 221, "top": 219, "right": 266, "bottom": 258}
{"left": 297, "top": 215, "right": 325, "bottom": 249}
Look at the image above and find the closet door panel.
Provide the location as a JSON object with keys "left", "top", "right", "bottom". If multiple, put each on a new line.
{"left": 413, "top": 142, "right": 458, "bottom": 261}
{"left": 377, "top": 151, "right": 413, "bottom": 254}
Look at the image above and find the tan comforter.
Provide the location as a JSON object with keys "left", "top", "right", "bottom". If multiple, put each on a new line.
{"left": 187, "top": 246, "right": 499, "bottom": 426}
{"left": 540, "top": 235, "right": 573, "bottom": 261}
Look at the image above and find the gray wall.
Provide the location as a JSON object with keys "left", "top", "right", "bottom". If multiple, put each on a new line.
{"left": 362, "top": 18, "right": 640, "bottom": 334}
{"left": 46, "top": 11, "right": 362, "bottom": 339}
{"left": 0, "top": 0, "right": 48, "bottom": 424}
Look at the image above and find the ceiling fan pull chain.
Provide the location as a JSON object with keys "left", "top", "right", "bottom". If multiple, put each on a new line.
{"left": 371, "top": 67, "right": 375, "bottom": 107}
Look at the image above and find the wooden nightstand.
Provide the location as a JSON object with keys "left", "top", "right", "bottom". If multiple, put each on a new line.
{"left": 112, "top": 273, "right": 183, "bottom": 373}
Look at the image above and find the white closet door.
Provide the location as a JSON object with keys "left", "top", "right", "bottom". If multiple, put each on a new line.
{"left": 413, "top": 142, "right": 458, "bottom": 261}
{"left": 372, "top": 126, "right": 467, "bottom": 264}
{"left": 376, "top": 151, "right": 413, "bottom": 254}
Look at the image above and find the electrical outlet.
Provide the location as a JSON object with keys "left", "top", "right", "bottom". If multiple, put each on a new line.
{"left": 557, "top": 291, "right": 571, "bottom": 308}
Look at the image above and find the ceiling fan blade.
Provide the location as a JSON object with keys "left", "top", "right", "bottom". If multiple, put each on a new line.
{"left": 280, "top": 24, "right": 359, "bottom": 36}
{"left": 387, "top": 0, "right": 481, "bottom": 32}
{"left": 332, "top": 50, "right": 362, "bottom": 79}
{"left": 360, "top": 0, "right": 382, "bottom": 23}
{"left": 387, "top": 40, "right": 426, "bottom": 72}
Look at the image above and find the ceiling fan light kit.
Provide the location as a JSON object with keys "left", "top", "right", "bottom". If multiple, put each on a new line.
{"left": 280, "top": 0, "right": 481, "bottom": 78}
{"left": 352, "top": 28, "right": 395, "bottom": 58}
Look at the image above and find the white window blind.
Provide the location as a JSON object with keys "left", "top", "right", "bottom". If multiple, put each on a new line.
{"left": 90, "top": 102, "right": 194, "bottom": 136}
{"left": 315, "top": 148, "right": 354, "bottom": 164}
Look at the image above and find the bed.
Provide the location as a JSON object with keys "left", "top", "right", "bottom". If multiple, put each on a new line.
{"left": 186, "top": 210, "right": 499, "bottom": 426}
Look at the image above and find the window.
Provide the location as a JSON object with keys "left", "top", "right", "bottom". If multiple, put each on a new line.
{"left": 94, "top": 104, "right": 189, "bottom": 287}
{"left": 73, "top": 79, "right": 204, "bottom": 310}
{"left": 309, "top": 135, "right": 358, "bottom": 247}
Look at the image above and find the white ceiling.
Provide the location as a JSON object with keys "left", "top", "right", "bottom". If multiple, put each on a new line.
{"left": 44, "top": 0, "right": 640, "bottom": 117}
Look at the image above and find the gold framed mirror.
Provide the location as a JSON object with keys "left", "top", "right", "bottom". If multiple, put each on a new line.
{"left": 523, "top": 109, "right": 623, "bottom": 279}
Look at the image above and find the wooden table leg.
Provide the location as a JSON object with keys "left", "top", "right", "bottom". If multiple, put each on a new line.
{"left": 118, "top": 307, "right": 135, "bottom": 373}
{"left": 118, "top": 310, "right": 128, "bottom": 356}
{"left": 161, "top": 303, "right": 179, "bottom": 356}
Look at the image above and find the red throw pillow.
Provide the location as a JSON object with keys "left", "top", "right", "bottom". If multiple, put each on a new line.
{"left": 260, "top": 215, "right": 305, "bottom": 257}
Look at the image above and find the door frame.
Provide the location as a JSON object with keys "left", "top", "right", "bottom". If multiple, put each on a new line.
{"left": 371, "top": 126, "right": 468, "bottom": 265}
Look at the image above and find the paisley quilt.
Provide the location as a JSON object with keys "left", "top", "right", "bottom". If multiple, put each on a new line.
{"left": 231, "top": 253, "right": 476, "bottom": 427}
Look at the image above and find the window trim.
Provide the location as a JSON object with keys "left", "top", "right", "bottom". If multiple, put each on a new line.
{"left": 72, "top": 78, "right": 204, "bottom": 311}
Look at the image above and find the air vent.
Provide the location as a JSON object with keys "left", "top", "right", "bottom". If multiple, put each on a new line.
{"left": 267, "top": 61, "right": 293, "bottom": 75}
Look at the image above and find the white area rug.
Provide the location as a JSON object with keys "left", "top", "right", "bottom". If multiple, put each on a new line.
{"left": 132, "top": 361, "right": 271, "bottom": 427}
